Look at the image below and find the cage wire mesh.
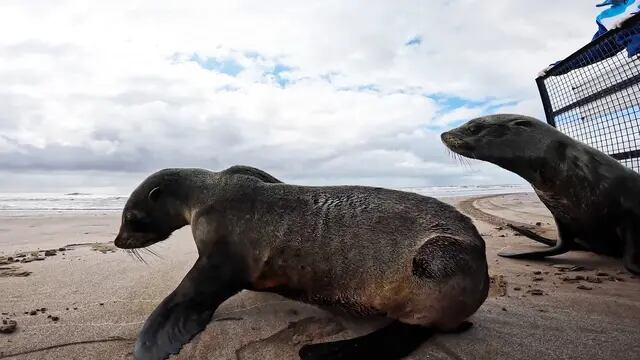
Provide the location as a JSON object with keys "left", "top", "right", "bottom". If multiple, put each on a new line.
{"left": 536, "top": 14, "right": 640, "bottom": 172}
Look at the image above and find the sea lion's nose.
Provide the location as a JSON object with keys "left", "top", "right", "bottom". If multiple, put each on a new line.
{"left": 441, "top": 131, "right": 454, "bottom": 144}
{"left": 114, "top": 231, "right": 126, "bottom": 248}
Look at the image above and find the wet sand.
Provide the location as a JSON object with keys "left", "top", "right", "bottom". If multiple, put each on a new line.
{"left": 1, "top": 193, "right": 639, "bottom": 359}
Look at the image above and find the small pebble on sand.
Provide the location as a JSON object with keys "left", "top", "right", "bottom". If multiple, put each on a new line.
{"left": 585, "top": 276, "right": 602, "bottom": 284}
{"left": 561, "top": 275, "right": 585, "bottom": 283}
{"left": 577, "top": 285, "right": 592, "bottom": 290}
{"left": 533, "top": 271, "right": 542, "bottom": 275}
{"left": 513, "top": 287, "right": 521, "bottom": 291}
{"left": 532, "top": 277, "right": 544, "bottom": 281}
{"left": 0, "top": 319, "right": 17, "bottom": 334}
{"left": 29, "top": 310, "right": 36, "bottom": 316}
{"left": 553, "top": 264, "right": 585, "bottom": 272}
{"left": 527, "top": 289, "right": 544, "bottom": 296}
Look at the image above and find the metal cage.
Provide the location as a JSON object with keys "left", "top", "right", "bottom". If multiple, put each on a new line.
{"left": 536, "top": 14, "right": 640, "bottom": 172}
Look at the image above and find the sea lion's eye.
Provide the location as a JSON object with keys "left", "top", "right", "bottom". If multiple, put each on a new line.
{"left": 124, "top": 211, "right": 137, "bottom": 223}
{"left": 467, "top": 124, "right": 482, "bottom": 135}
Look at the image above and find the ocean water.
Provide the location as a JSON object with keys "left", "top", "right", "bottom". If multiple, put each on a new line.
{"left": 0, "top": 193, "right": 128, "bottom": 215}
{"left": 402, "top": 184, "right": 531, "bottom": 198}
{"left": 0, "top": 184, "right": 532, "bottom": 216}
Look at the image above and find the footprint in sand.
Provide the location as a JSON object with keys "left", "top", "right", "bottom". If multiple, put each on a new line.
{"left": 0, "top": 256, "right": 31, "bottom": 278}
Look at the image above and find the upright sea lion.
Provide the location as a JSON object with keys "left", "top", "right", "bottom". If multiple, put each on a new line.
{"left": 441, "top": 114, "right": 640, "bottom": 274}
{"left": 114, "top": 165, "right": 489, "bottom": 360}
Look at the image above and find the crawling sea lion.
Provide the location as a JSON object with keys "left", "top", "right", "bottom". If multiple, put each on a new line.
{"left": 441, "top": 114, "right": 640, "bottom": 274}
{"left": 114, "top": 165, "right": 489, "bottom": 359}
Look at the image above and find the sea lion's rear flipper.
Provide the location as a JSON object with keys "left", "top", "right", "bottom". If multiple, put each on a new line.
{"left": 222, "top": 165, "right": 283, "bottom": 183}
{"left": 298, "top": 321, "right": 433, "bottom": 360}
{"left": 498, "top": 223, "right": 576, "bottom": 259}
{"left": 134, "top": 256, "right": 244, "bottom": 360}
{"left": 497, "top": 242, "right": 570, "bottom": 259}
{"left": 621, "top": 220, "right": 640, "bottom": 274}
{"left": 506, "top": 224, "right": 557, "bottom": 246}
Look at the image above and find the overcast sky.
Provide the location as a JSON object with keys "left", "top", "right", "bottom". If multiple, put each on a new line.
{"left": 0, "top": 1, "right": 601, "bottom": 193}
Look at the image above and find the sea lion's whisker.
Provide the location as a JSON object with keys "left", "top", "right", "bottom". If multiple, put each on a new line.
{"left": 137, "top": 249, "right": 149, "bottom": 264}
{"left": 125, "top": 249, "right": 135, "bottom": 261}
{"left": 462, "top": 157, "right": 473, "bottom": 169}
{"left": 127, "top": 249, "right": 138, "bottom": 262}
{"left": 142, "top": 247, "right": 162, "bottom": 259}
{"left": 446, "top": 149, "right": 454, "bottom": 160}
{"left": 130, "top": 249, "right": 147, "bottom": 264}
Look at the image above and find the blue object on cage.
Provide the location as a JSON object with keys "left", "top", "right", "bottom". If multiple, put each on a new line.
{"left": 593, "top": 0, "right": 638, "bottom": 40}
{"left": 541, "top": 4, "right": 640, "bottom": 77}
{"left": 617, "top": 31, "right": 640, "bottom": 57}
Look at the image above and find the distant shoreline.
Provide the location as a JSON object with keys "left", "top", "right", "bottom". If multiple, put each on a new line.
{"left": 0, "top": 184, "right": 533, "bottom": 216}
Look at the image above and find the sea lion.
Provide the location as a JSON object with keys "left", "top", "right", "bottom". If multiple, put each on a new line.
{"left": 441, "top": 114, "right": 640, "bottom": 274}
{"left": 114, "top": 165, "right": 489, "bottom": 360}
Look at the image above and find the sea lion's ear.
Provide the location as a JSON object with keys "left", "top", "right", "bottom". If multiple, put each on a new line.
{"left": 512, "top": 119, "right": 533, "bottom": 128}
{"left": 148, "top": 187, "right": 162, "bottom": 202}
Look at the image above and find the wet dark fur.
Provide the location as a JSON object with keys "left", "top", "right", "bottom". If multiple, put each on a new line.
{"left": 441, "top": 114, "right": 640, "bottom": 274}
{"left": 114, "top": 165, "right": 488, "bottom": 360}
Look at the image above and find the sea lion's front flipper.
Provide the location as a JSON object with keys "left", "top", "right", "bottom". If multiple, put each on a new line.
{"left": 506, "top": 224, "right": 557, "bottom": 246}
{"left": 298, "top": 321, "right": 433, "bottom": 360}
{"left": 134, "top": 256, "right": 244, "bottom": 360}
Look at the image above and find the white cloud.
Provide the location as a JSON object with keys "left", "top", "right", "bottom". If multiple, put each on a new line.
{"left": 0, "top": 1, "right": 600, "bottom": 192}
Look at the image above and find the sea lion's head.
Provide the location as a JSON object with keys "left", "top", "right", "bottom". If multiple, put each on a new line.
{"left": 440, "top": 114, "right": 556, "bottom": 170}
{"left": 114, "top": 169, "right": 191, "bottom": 249}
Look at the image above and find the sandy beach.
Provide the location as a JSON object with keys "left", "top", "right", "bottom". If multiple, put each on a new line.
{"left": 1, "top": 193, "right": 639, "bottom": 359}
